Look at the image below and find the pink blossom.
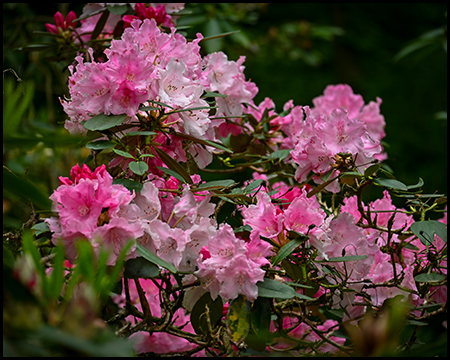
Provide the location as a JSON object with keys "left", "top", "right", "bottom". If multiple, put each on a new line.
{"left": 91, "top": 217, "right": 143, "bottom": 265}
{"left": 240, "top": 191, "right": 285, "bottom": 239}
{"left": 312, "top": 84, "right": 364, "bottom": 119}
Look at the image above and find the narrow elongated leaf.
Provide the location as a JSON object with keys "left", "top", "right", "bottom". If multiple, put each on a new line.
{"left": 154, "top": 147, "right": 193, "bottom": 184}
{"left": 257, "top": 278, "right": 297, "bottom": 299}
{"left": 373, "top": 177, "right": 408, "bottom": 191}
{"left": 271, "top": 237, "right": 306, "bottom": 266}
{"left": 174, "top": 132, "right": 233, "bottom": 153}
{"left": 323, "top": 255, "right": 368, "bottom": 262}
{"left": 125, "top": 131, "right": 157, "bottom": 136}
{"left": 112, "top": 148, "right": 135, "bottom": 159}
{"left": 244, "top": 179, "right": 265, "bottom": 194}
{"left": 407, "top": 177, "right": 424, "bottom": 190}
{"left": 156, "top": 166, "right": 187, "bottom": 184}
{"left": 226, "top": 295, "right": 251, "bottom": 343}
{"left": 83, "top": 113, "right": 127, "bottom": 131}
{"left": 136, "top": 243, "right": 178, "bottom": 273}
{"left": 49, "top": 242, "right": 65, "bottom": 302}
{"left": 194, "top": 179, "right": 235, "bottom": 191}
{"left": 91, "top": 9, "right": 109, "bottom": 40}
{"left": 202, "top": 91, "right": 228, "bottom": 98}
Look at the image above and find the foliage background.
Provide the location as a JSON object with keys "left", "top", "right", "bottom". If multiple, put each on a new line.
{"left": 3, "top": 3, "right": 447, "bottom": 227}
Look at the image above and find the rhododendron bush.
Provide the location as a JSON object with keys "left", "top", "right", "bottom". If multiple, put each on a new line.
{"left": 5, "top": 3, "right": 446, "bottom": 357}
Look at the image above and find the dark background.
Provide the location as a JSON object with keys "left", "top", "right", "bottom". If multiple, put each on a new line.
{"left": 3, "top": 3, "right": 447, "bottom": 228}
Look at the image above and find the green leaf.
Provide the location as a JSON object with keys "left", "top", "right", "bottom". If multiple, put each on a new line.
{"left": 414, "top": 273, "right": 446, "bottom": 283}
{"left": 271, "top": 237, "right": 306, "bottom": 266}
{"left": 83, "top": 113, "right": 127, "bottom": 131}
{"left": 410, "top": 220, "right": 447, "bottom": 245}
{"left": 112, "top": 148, "right": 135, "bottom": 159}
{"left": 257, "top": 278, "right": 297, "bottom": 299}
{"left": 156, "top": 166, "right": 187, "bottom": 184}
{"left": 226, "top": 294, "right": 251, "bottom": 343}
{"left": 244, "top": 179, "right": 265, "bottom": 194}
{"left": 364, "top": 163, "right": 381, "bottom": 177}
{"left": 194, "top": 179, "right": 235, "bottom": 191}
{"left": 91, "top": 9, "right": 109, "bottom": 40}
{"left": 147, "top": 100, "right": 174, "bottom": 109}
{"left": 191, "top": 292, "right": 224, "bottom": 334}
{"left": 22, "top": 230, "right": 48, "bottom": 297}
{"left": 269, "top": 149, "right": 291, "bottom": 161}
{"left": 373, "top": 177, "right": 408, "bottom": 191}
{"left": 32, "top": 222, "right": 50, "bottom": 236}
{"left": 135, "top": 243, "right": 178, "bottom": 274}
{"left": 322, "top": 255, "right": 368, "bottom": 262}
{"left": 129, "top": 161, "right": 148, "bottom": 176}
{"left": 167, "top": 105, "right": 218, "bottom": 114}
{"left": 124, "top": 131, "right": 157, "bottom": 136}
{"left": 202, "top": 91, "right": 228, "bottom": 98}
{"left": 154, "top": 147, "right": 193, "bottom": 184}
{"left": 251, "top": 297, "right": 272, "bottom": 339}
{"left": 49, "top": 241, "right": 65, "bottom": 302}
{"left": 407, "top": 177, "right": 424, "bottom": 190}
{"left": 112, "top": 179, "right": 143, "bottom": 193}
{"left": 85, "top": 140, "right": 115, "bottom": 150}
{"left": 124, "top": 257, "right": 160, "bottom": 279}
{"left": 106, "top": 4, "right": 128, "bottom": 15}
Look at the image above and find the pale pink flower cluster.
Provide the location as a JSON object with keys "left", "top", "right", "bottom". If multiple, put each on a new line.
{"left": 195, "top": 225, "right": 272, "bottom": 302}
{"left": 61, "top": 17, "right": 258, "bottom": 148}
{"left": 290, "top": 84, "right": 386, "bottom": 191}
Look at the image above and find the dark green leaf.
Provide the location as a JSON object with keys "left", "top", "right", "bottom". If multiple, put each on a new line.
{"left": 156, "top": 166, "right": 187, "bottom": 184}
{"left": 129, "top": 161, "right": 148, "bottom": 176}
{"left": 124, "top": 257, "right": 160, "bottom": 279}
{"left": 154, "top": 147, "right": 193, "bottom": 184}
{"left": 136, "top": 243, "right": 178, "bottom": 274}
{"left": 414, "top": 273, "right": 446, "bottom": 283}
{"left": 83, "top": 113, "right": 127, "bottom": 131}
{"left": 49, "top": 242, "right": 65, "bottom": 302}
{"left": 112, "top": 179, "right": 143, "bottom": 193}
{"left": 173, "top": 132, "right": 233, "bottom": 153}
{"left": 322, "top": 255, "right": 368, "bottom": 262}
{"left": 106, "top": 4, "right": 128, "bottom": 15}
{"left": 194, "top": 179, "right": 235, "bottom": 191}
{"left": 407, "top": 177, "right": 424, "bottom": 190}
{"left": 251, "top": 297, "right": 271, "bottom": 338}
{"left": 202, "top": 91, "right": 228, "bottom": 98}
{"left": 148, "top": 100, "right": 174, "bottom": 109}
{"left": 85, "top": 140, "right": 115, "bottom": 150}
{"left": 244, "top": 179, "right": 265, "bottom": 194}
{"left": 191, "top": 292, "right": 223, "bottom": 334}
{"left": 257, "top": 278, "right": 297, "bottom": 299}
{"left": 226, "top": 294, "right": 251, "bottom": 343}
{"left": 410, "top": 220, "right": 447, "bottom": 245}
{"left": 124, "top": 131, "right": 157, "bottom": 136}
{"left": 271, "top": 237, "right": 306, "bottom": 266}
{"left": 373, "top": 177, "right": 408, "bottom": 191}
{"left": 364, "top": 163, "right": 381, "bottom": 177}
{"left": 91, "top": 9, "right": 109, "bottom": 40}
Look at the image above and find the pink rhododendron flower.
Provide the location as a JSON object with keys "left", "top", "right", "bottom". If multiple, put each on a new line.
{"left": 123, "top": 3, "right": 174, "bottom": 29}
{"left": 240, "top": 191, "right": 285, "bottom": 239}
